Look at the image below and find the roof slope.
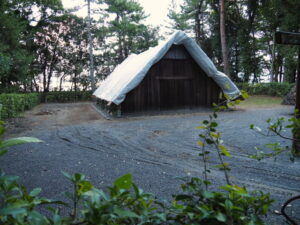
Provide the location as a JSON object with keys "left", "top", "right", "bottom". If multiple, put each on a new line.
{"left": 93, "top": 31, "right": 240, "bottom": 105}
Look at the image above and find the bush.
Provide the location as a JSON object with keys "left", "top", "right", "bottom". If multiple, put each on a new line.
{"left": 236, "top": 82, "right": 294, "bottom": 97}
{"left": 0, "top": 171, "right": 273, "bottom": 225}
{"left": 0, "top": 91, "right": 93, "bottom": 119}
{"left": 0, "top": 93, "right": 40, "bottom": 119}
{"left": 43, "top": 91, "right": 93, "bottom": 103}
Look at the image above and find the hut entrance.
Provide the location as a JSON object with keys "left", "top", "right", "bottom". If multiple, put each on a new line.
{"left": 159, "top": 77, "right": 193, "bottom": 109}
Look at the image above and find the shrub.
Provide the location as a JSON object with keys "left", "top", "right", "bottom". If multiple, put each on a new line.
{"left": 0, "top": 93, "right": 40, "bottom": 119}
{"left": 0, "top": 91, "right": 93, "bottom": 119}
{"left": 0, "top": 170, "right": 273, "bottom": 225}
{"left": 43, "top": 91, "right": 93, "bottom": 103}
{"left": 236, "top": 82, "right": 294, "bottom": 97}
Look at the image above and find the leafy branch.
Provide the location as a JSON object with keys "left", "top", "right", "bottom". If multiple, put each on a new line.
{"left": 196, "top": 91, "right": 249, "bottom": 186}
{"left": 249, "top": 110, "right": 300, "bottom": 161}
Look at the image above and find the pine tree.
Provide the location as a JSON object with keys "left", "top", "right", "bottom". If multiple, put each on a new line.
{"left": 102, "top": 0, "right": 159, "bottom": 64}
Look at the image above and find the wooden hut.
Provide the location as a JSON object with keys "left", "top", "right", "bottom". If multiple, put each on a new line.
{"left": 121, "top": 44, "right": 221, "bottom": 112}
{"left": 93, "top": 31, "right": 240, "bottom": 114}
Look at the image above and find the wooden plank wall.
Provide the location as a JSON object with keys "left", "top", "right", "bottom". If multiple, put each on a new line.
{"left": 121, "top": 45, "right": 221, "bottom": 113}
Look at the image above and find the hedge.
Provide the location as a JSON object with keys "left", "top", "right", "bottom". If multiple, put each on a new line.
{"left": 0, "top": 93, "right": 40, "bottom": 119}
{"left": 43, "top": 91, "right": 93, "bottom": 103}
{"left": 236, "top": 82, "right": 294, "bottom": 97}
{"left": 0, "top": 91, "right": 93, "bottom": 119}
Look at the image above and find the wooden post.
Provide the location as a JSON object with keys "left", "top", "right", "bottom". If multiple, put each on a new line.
{"left": 293, "top": 48, "right": 300, "bottom": 154}
{"left": 295, "top": 48, "right": 300, "bottom": 112}
{"left": 275, "top": 31, "right": 300, "bottom": 154}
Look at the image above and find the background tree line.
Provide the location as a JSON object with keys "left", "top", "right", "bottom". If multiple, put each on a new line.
{"left": 0, "top": 0, "right": 299, "bottom": 93}
{"left": 168, "top": 0, "right": 300, "bottom": 83}
{"left": 0, "top": 0, "right": 158, "bottom": 92}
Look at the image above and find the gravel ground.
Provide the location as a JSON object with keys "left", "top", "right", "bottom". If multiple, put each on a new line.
{"left": 1, "top": 103, "right": 299, "bottom": 224}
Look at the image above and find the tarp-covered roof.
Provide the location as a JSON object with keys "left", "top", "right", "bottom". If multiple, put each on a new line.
{"left": 93, "top": 31, "right": 240, "bottom": 105}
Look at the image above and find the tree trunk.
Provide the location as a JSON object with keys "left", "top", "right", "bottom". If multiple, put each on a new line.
{"left": 59, "top": 73, "right": 66, "bottom": 91}
{"left": 279, "top": 64, "right": 283, "bottom": 83}
{"left": 42, "top": 62, "right": 47, "bottom": 92}
{"left": 219, "top": 0, "right": 230, "bottom": 76}
{"left": 87, "top": 0, "right": 96, "bottom": 91}
{"left": 271, "top": 31, "right": 276, "bottom": 82}
{"left": 194, "top": 1, "right": 204, "bottom": 45}
{"left": 33, "top": 77, "right": 39, "bottom": 92}
{"left": 234, "top": 43, "right": 239, "bottom": 79}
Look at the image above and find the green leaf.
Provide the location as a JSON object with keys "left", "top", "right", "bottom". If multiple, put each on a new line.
{"left": 214, "top": 163, "right": 230, "bottom": 171}
{"left": 62, "top": 171, "right": 72, "bottom": 180}
{"left": 211, "top": 121, "right": 218, "bottom": 127}
{"left": 216, "top": 212, "right": 226, "bottom": 222}
{"left": 224, "top": 199, "right": 233, "bottom": 210}
{"left": 30, "top": 188, "right": 42, "bottom": 197}
{"left": 1, "top": 137, "right": 42, "bottom": 149}
{"left": 0, "top": 122, "right": 5, "bottom": 136}
{"left": 213, "top": 112, "right": 218, "bottom": 118}
{"left": 113, "top": 208, "right": 139, "bottom": 218}
{"left": 0, "top": 149, "right": 7, "bottom": 157}
{"left": 241, "top": 90, "right": 249, "bottom": 99}
{"left": 219, "top": 145, "right": 231, "bottom": 157}
{"left": 202, "top": 190, "right": 214, "bottom": 199}
{"left": 114, "top": 173, "right": 132, "bottom": 190}
{"left": 78, "top": 180, "right": 93, "bottom": 193}
{"left": 205, "top": 138, "right": 214, "bottom": 144}
{"left": 198, "top": 207, "right": 210, "bottom": 219}
{"left": 0, "top": 207, "right": 26, "bottom": 217}
{"left": 203, "top": 120, "right": 209, "bottom": 125}
{"left": 224, "top": 94, "right": 230, "bottom": 100}
{"left": 74, "top": 173, "right": 84, "bottom": 182}
{"left": 175, "top": 194, "right": 193, "bottom": 201}
{"left": 197, "top": 141, "right": 205, "bottom": 147}
{"left": 27, "top": 210, "right": 50, "bottom": 224}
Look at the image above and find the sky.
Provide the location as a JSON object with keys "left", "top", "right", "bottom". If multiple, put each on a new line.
{"left": 61, "top": 0, "right": 182, "bottom": 30}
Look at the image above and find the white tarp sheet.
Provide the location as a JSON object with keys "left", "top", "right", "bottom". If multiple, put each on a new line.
{"left": 93, "top": 31, "right": 240, "bottom": 105}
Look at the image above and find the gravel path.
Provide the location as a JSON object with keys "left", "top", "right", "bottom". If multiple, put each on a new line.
{"left": 1, "top": 103, "right": 299, "bottom": 224}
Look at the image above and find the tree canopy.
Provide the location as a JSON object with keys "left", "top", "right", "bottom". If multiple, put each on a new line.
{"left": 0, "top": 0, "right": 299, "bottom": 91}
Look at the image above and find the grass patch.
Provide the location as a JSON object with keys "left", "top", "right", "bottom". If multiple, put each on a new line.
{"left": 237, "top": 95, "right": 283, "bottom": 109}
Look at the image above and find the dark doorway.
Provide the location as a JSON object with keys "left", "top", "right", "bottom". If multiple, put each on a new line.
{"left": 159, "top": 78, "right": 193, "bottom": 109}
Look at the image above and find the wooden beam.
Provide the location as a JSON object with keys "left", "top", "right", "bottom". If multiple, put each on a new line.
{"left": 156, "top": 77, "right": 193, "bottom": 80}
{"left": 275, "top": 31, "right": 300, "bottom": 45}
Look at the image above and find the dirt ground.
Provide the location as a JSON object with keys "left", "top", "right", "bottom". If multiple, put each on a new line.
{"left": 1, "top": 102, "right": 300, "bottom": 224}
{"left": 5, "top": 102, "right": 104, "bottom": 137}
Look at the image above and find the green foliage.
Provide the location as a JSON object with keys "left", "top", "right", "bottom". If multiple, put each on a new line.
{"left": 0, "top": 0, "right": 63, "bottom": 88}
{"left": 0, "top": 93, "right": 40, "bottom": 119}
{"left": 0, "top": 91, "right": 93, "bottom": 119}
{"left": 43, "top": 91, "right": 92, "bottom": 103}
{"left": 101, "top": 0, "right": 159, "bottom": 65}
{"left": 0, "top": 121, "right": 52, "bottom": 225}
{"left": 171, "top": 177, "right": 273, "bottom": 225}
{"left": 167, "top": 0, "right": 300, "bottom": 83}
{"left": 250, "top": 110, "right": 300, "bottom": 161}
{"left": 75, "top": 173, "right": 166, "bottom": 225}
{"left": 236, "top": 82, "right": 294, "bottom": 97}
{"left": 0, "top": 170, "right": 273, "bottom": 225}
{"left": 197, "top": 96, "right": 248, "bottom": 186}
